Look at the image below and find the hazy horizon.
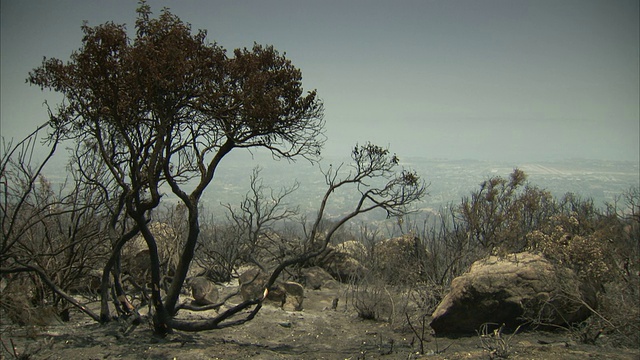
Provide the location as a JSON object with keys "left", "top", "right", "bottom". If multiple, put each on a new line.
{"left": 1, "top": 0, "right": 639, "bottom": 162}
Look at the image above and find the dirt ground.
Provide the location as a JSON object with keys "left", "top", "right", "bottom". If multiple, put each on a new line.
{"left": 2, "top": 281, "right": 639, "bottom": 360}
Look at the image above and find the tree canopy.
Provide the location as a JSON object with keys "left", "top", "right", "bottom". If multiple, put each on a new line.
{"left": 28, "top": 3, "right": 325, "bottom": 212}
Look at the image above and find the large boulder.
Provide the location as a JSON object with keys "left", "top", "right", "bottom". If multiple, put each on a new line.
{"left": 335, "top": 240, "right": 367, "bottom": 260}
{"left": 301, "top": 266, "right": 337, "bottom": 290}
{"left": 281, "top": 281, "right": 305, "bottom": 311}
{"left": 187, "top": 276, "right": 219, "bottom": 306}
{"left": 124, "top": 249, "right": 152, "bottom": 279}
{"left": 315, "top": 243, "right": 367, "bottom": 282}
{"left": 239, "top": 267, "right": 270, "bottom": 301}
{"left": 374, "top": 234, "right": 426, "bottom": 283}
{"left": 238, "top": 268, "right": 305, "bottom": 311}
{"left": 430, "top": 252, "right": 596, "bottom": 335}
{"left": 122, "top": 222, "right": 182, "bottom": 284}
{"left": 325, "top": 255, "right": 365, "bottom": 282}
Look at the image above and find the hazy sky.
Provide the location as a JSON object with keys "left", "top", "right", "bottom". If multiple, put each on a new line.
{"left": 1, "top": 0, "right": 639, "bottom": 162}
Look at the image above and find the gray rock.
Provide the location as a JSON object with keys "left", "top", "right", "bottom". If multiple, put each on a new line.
{"left": 238, "top": 269, "right": 305, "bottom": 311}
{"left": 316, "top": 246, "right": 367, "bottom": 282}
{"left": 239, "top": 268, "right": 270, "bottom": 302}
{"left": 188, "top": 276, "right": 219, "bottom": 306}
{"left": 374, "top": 234, "right": 427, "bottom": 283}
{"left": 302, "top": 266, "right": 335, "bottom": 290}
{"left": 282, "top": 281, "right": 304, "bottom": 311}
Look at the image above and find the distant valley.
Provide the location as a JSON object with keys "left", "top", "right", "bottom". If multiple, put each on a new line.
{"left": 43, "top": 152, "right": 639, "bottom": 222}
{"left": 189, "top": 153, "right": 640, "bottom": 220}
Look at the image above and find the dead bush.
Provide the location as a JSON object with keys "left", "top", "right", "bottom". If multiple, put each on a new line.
{"left": 532, "top": 226, "right": 614, "bottom": 285}
{"left": 477, "top": 323, "right": 521, "bottom": 359}
{"left": 583, "top": 281, "right": 640, "bottom": 347}
{"left": 372, "top": 234, "right": 427, "bottom": 285}
{"left": 348, "top": 275, "right": 394, "bottom": 322}
{"left": 0, "top": 289, "right": 62, "bottom": 327}
{"left": 0, "top": 283, "right": 37, "bottom": 326}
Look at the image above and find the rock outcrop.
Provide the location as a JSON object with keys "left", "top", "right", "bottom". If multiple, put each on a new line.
{"left": 430, "top": 252, "right": 596, "bottom": 334}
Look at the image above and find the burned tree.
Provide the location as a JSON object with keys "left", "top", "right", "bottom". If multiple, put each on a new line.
{"left": 28, "top": 3, "right": 323, "bottom": 334}
{"left": 0, "top": 125, "right": 110, "bottom": 323}
{"left": 168, "top": 142, "right": 427, "bottom": 332}
{"left": 23, "top": 1, "right": 426, "bottom": 335}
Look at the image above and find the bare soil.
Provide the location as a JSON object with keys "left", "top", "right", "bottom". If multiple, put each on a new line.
{"left": 2, "top": 281, "right": 638, "bottom": 360}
